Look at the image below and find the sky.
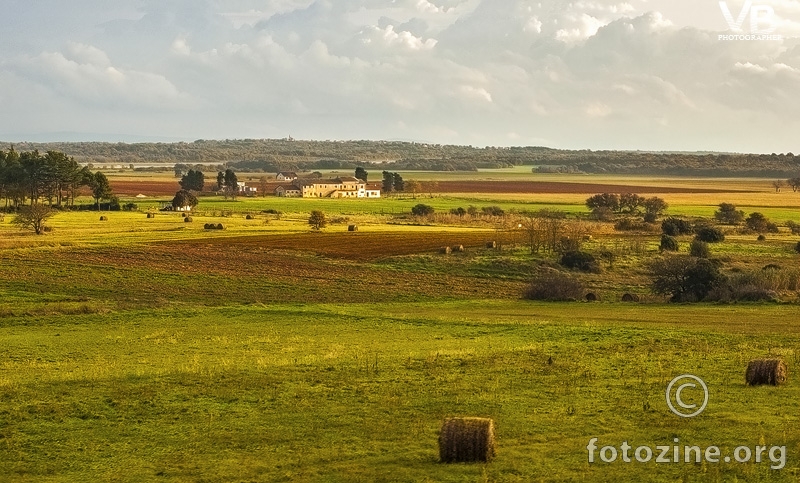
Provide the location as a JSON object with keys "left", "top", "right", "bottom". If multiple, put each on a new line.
{"left": 1, "top": 0, "right": 799, "bottom": 152}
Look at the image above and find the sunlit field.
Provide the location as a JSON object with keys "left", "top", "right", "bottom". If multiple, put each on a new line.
{"left": 1, "top": 170, "right": 799, "bottom": 481}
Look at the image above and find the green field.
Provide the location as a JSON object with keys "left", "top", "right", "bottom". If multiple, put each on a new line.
{"left": 2, "top": 172, "right": 800, "bottom": 482}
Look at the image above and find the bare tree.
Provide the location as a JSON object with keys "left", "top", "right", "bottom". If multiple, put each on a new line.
{"left": 772, "top": 180, "right": 784, "bottom": 192}
{"left": 12, "top": 204, "right": 55, "bottom": 234}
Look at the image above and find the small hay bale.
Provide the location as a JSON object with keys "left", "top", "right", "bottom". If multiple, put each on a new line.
{"left": 216, "top": 223, "right": 224, "bottom": 230}
{"left": 757, "top": 234, "right": 766, "bottom": 241}
{"left": 181, "top": 212, "right": 187, "bottom": 218}
{"left": 348, "top": 225, "right": 358, "bottom": 232}
{"left": 146, "top": 213, "right": 155, "bottom": 218}
{"left": 583, "top": 235, "right": 593, "bottom": 241}
{"left": 99, "top": 216, "right": 108, "bottom": 221}
{"left": 621, "top": 293, "right": 640, "bottom": 302}
{"left": 184, "top": 217, "right": 193, "bottom": 223}
{"left": 746, "top": 359, "right": 787, "bottom": 386}
{"left": 486, "top": 241, "right": 497, "bottom": 249}
{"left": 203, "top": 223, "right": 211, "bottom": 229}
{"left": 441, "top": 246, "right": 452, "bottom": 255}
{"left": 246, "top": 214, "right": 254, "bottom": 220}
{"left": 453, "top": 245, "right": 465, "bottom": 253}
{"left": 585, "top": 292, "right": 598, "bottom": 302}
{"left": 439, "top": 417, "right": 496, "bottom": 463}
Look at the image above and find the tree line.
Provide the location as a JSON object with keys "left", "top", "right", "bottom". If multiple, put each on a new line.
{"left": 0, "top": 147, "right": 113, "bottom": 210}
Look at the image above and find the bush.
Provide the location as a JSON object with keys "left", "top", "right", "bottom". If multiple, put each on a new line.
{"left": 714, "top": 203, "right": 744, "bottom": 225}
{"left": 590, "top": 206, "right": 614, "bottom": 221}
{"left": 745, "top": 212, "right": 779, "bottom": 233}
{"left": 450, "top": 207, "right": 467, "bottom": 217}
{"left": 122, "top": 202, "right": 138, "bottom": 211}
{"left": 695, "top": 227, "right": 725, "bottom": 243}
{"left": 481, "top": 206, "right": 505, "bottom": 216}
{"left": 757, "top": 234, "right": 766, "bottom": 241}
{"left": 643, "top": 212, "right": 658, "bottom": 224}
{"left": 560, "top": 251, "right": 600, "bottom": 272}
{"left": 786, "top": 221, "right": 800, "bottom": 235}
{"left": 411, "top": 204, "right": 435, "bottom": 217}
{"left": 660, "top": 234, "right": 679, "bottom": 252}
{"left": 690, "top": 240, "right": 710, "bottom": 258}
{"left": 662, "top": 217, "right": 693, "bottom": 236}
{"left": 649, "top": 256, "right": 724, "bottom": 302}
{"left": 524, "top": 272, "right": 584, "bottom": 301}
{"left": 614, "top": 218, "right": 649, "bottom": 231}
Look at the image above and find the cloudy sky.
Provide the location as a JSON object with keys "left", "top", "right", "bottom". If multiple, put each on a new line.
{"left": 1, "top": 0, "right": 799, "bottom": 152}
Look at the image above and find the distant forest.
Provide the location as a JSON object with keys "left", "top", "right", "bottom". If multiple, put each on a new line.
{"left": 4, "top": 139, "right": 799, "bottom": 177}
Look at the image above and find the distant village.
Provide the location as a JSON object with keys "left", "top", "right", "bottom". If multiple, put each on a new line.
{"left": 231, "top": 172, "right": 381, "bottom": 199}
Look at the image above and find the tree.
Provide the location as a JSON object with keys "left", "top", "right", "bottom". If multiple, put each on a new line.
{"left": 12, "top": 204, "right": 55, "bottom": 235}
{"left": 216, "top": 171, "right": 225, "bottom": 191}
{"left": 772, "top": 180, "right": 784, "bottom": 192}
{"left": 179, "top": 169, "right": 205, "bottom": 192}
{"left": 787, "top": 177, "right": 800, "bottom": 192}
{"left": 259, "top": 176, "right": 269, "bottom": 197}
{"left": 690, "top": 240, "right": 710, "bottom": 258}
{"left": 393, "top": 172, "right": 404, "bottom": 192}
{"left": 382, "top": 171, "right": 394, "bottom": 194}
{"left": 660, "top": 234, "right": 679, "bottom": 252}
{"left": 411, "top": 204, "right": 435, "bottom": 216}
{"left": 643, "top": 197, "right": 668, "bottom": 218}
{"left": 661, "top": 217, "right": 693, "bottom": 236}
{"left": 172, "top": 189, "right": 198, "bottom": 210}
{"left": 404, "top": 179, "right": 421, "bottom": 198}
{"left": 355, "top": 167, "right": 368, "bottom": 182}
{"left": 649, "top": 256, "right": 724, "bottom": 302}
{"left": 586, "top": 193, "right": 620, "bottom": 215}
{"left": 220, "top": 169, "right": 238, "bottom": 200}
{"left": 308, "top": 210, "right": 327, "bottom": 230}
{"left": 88, "top": 171, "right": 113, "bottom": 210}
{"left": 619, "top": 193, "right": 645, "bottom": 214}
{"left": 714, "top": 203, "right": 744, "bottom": 225}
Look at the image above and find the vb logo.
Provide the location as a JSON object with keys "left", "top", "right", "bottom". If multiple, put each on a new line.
{"left": 719, "top": 1, "right": 777, "bottom": 34}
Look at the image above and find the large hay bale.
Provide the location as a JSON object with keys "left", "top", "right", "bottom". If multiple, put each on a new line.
{"left": 746, "top": 359, "right": 787, "bottom": 386}
{"left": 453, "top": 245, "right": 465, "bottom": 253}
{"left": 184, "top": 217, "right": 193, "bottom": 223}
{"left": 439, "top": 417, "right": 496, "bottom": 463}
{"left": 348, "top": 225, "right": 358, "bottom": 232}
{"left": 585, "top": 292, "right": 598, "bottom": 302}
{"left": 441, "top": 246, "right": 452, "bottom": 254}
{"left": 146, "top": 213, "right": 155, "bottom": 218}
{"left": 246, "top": 214, "right": 254, "bottom": 220}
{"left": 621, "top": 293, "right": 640, "bottom": 302}
{"left": 216, "top": 223, "right": 225, "bottom": 230}
{"left": 486, "top": 241, "right": 497, "bottom": 249}
{"left": 181, "top": 212, "right": 187, "bottom": 218}
{"left": 99, "top": 216, "right": 108, "bottom": 221}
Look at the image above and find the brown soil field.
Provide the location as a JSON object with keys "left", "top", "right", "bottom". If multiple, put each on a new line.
{"left": 433, "top": 180, "right": 747, "bottom": 194}
{"left": 111, "top": 179, "right": 748, "bottom": 196}
{"left": 173, "top": 231, "right": 513, "bottom": 260}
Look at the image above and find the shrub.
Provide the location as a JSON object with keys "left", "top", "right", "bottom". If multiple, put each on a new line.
{"left": 695, "top": 227, "right": 725, "bottom": 243}
{"left": 308, "top": 210, "right": 327, "bottom": 230}
{"left": 449, "top": 207, "right": 467, "bottom": 217}
{"left": 560, "top": 251, "right": 600, "bottom": 272}
{"left": 590, "top": 206, "right": 614, "bottom": 221}
{"left": 787, "top": 220, "right": 800, "bottom": 235}
{"left": 122, "top": 202, "right": 138, "bottom": 211}
{"left": 411, "top": 204, "right": 435, "bottom": 217}
{"left": 757, "top": 234, "right": 766, "bottom": 241}
{"left": 745, "top": 212, "right": 779, "bottom": 233}
{"left": 643, "top": 212, "right": 657, "bottom": 224}
{"left": 524, "top": 272, "right": 584, "bottom": 301}
{"left": 649, "top": 256, "right": 724, "bottom": 302}
{"left": 481, "top": 206, "right": 505, "bottom": 216}
{"left": 660, "top": 234, "right": 679, "bottom": 252}
{"left": 614, "top": 218, "right": 649, "bottom": 231}
{"left": 714, "top": 203, "right": 744, "bottom": 225}
{"left": 690, "top": 240, "right": 710, "bottom": 258}
{"left": 662, "top": 217, "right": 693, "bottom": 236}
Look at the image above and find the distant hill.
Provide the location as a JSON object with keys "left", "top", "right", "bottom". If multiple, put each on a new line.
{"left": 2, "top": 139, "right": 797, "bottom": 177}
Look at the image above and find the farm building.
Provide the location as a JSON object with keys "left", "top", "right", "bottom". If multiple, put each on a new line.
{"left": 293, "top": 177, "right": 380, "bottom": 198}
{"left": 276, "top": 172, "right": 298, "bottom": 181}
{"left": 274, "top": 184, "right": 302, "bottom": 197}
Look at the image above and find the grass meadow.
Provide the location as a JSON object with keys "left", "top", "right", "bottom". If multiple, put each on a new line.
{"left": 1, "top": 172, "right": 799, "bottom": 481}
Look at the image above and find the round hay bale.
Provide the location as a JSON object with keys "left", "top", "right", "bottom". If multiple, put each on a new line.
{"left": 181, "top": 212, "right": 187, "bottom": 218}
{"left": 453, "top": 245, "right": 465, "bottom": 253}
{"left": 746, "top": 359, "right": 787, "bottom": 386}
{"left": 184, "top": 217, "right": 193, "bottom": 223}
{"left": 203, "top": 223, "right": 211, "bottom": 229}
{"left": 99, "top": 216, "right": 108, "bottom": 221}
{"left": 348, "top": 225, "right": 358, "bottom": 232}
{"left": 621, "top": 293, "right": 640, "bottom": 302}
{"left": 486, "top": 241, "right": 497, "bottom": 249}
{"left": 441, "top": 246, "right": 452, "bottom": 255}
{"left": 439, "top": 417, "right": 496, "bottom": 463}
{"left": 585, "top": 292, "right": 598, "bottom": 302}
{"left": 146, "top": 213, "right": 155, "bottom": 218}
{"left": 583, "top": 235, "right": 593, "bottom": 241}
{"left": 216, "top": 223, "right": 224, "bottom": 230}
{"left": 246, "top": 214, "right": 254, "bottom": 220}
